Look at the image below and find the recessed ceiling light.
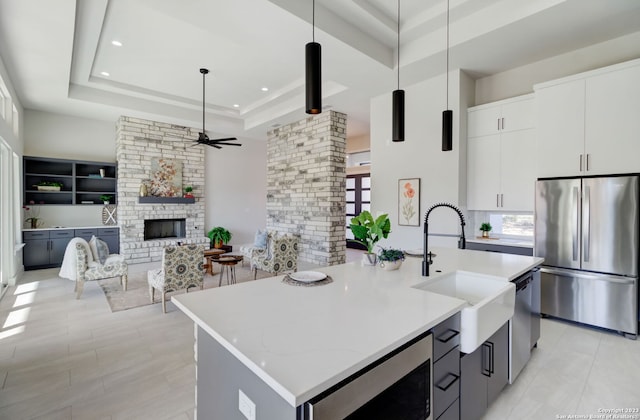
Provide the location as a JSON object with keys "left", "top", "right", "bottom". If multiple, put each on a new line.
{"left": 233, "top": 104, "right": 240, "bottom": 108}
{"left": 261, "top": 87, "right": 269, "bottom": 92}
{"left": 100, "top": 71, "right": 110, "bottom": 77}
{"left": 111, "top": 40, "right": 123, "bottom": 47}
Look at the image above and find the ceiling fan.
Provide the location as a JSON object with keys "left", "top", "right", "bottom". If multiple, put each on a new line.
{"left": 194, "top": 68, "right": 241, "bottom": 149}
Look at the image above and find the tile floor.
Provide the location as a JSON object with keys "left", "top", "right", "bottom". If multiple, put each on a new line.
{"left": 1, "top": 259, "right": 639, "bottom": 419}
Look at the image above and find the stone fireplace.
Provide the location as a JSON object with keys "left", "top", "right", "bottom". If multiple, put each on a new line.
{"left": 116, "top": 116, "right": 209, "bottom": 264}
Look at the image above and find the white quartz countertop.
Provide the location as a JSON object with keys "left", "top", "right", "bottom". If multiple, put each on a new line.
{"left": 22, "top": 225, "right": 119, "bottom": 232}
{"left": 173, "top": 247, "right": 543, "bottom": 407}
{"left": 466, "top": 238, "right": 534, "bottom": 248}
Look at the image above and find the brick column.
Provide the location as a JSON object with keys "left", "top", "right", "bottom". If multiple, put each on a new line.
{"left": 266, "top": 111, "right": 347, "bottom": 266}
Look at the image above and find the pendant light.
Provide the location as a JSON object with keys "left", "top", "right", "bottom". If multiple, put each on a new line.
{"left": 392, "top": 0, "right": 404, "bottom": 142}
{"left": 442, "top": 0, "right": 453, "bottom": 151}
{"left": 305, "top": 0, "right": 322, "bottom": 114}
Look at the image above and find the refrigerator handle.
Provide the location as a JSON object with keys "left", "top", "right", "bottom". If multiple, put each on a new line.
{"left": 572, "top": 186, "right": 579, "bottom": 261}
{"left": 584, "top": 186, "right": 590, "bottom": 262}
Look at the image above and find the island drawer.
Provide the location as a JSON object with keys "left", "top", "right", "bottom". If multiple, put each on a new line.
{"left": 433, "top": 347, "right": 460, "bottom": 419}
{"left": 433, "top": 312, "right": 461, "bottom": 362}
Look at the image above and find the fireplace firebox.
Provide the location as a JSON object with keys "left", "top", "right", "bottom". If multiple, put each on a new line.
{"left": 144, "top": 218, "right": 186, "bottom": 240}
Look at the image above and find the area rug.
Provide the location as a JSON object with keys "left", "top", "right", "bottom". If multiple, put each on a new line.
{"left": 98, "top": 264, "right": 272, "bottom": 312}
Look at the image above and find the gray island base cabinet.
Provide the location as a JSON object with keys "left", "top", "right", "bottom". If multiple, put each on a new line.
{"left": 195, "top": 317, "right": 463, "bottom": 420}
{"left": 460, "top": 322, "right": 509, "bottom": 420}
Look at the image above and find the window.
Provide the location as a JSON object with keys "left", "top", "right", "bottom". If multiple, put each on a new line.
{"left": 488, "top": 213, "right": 534, "bottom": 237}
{"left": 12, "top": 104, "right": 18, "bottom": 136}
{"left": 346, "top": 174, "right": 371, "bottom": 242}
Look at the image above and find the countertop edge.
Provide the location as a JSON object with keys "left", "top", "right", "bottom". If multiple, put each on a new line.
{"left": 173, "top": 294, "right": 466, "bottom": 407}
{"left": 22, "top": 225, "right": 120, "bottom": 231}
{"left": 466, "top": 238, "right": 533, "bottom": 248}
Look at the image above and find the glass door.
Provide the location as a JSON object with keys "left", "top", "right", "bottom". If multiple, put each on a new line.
{"left": 346, "top": 174, "right": 370, "bottom": 248}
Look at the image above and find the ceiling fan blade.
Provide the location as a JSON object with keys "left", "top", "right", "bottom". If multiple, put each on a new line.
{"left": 212, "top": 144, "right": 222, "bottom": 149}
{"left": 211, "top": 142, "right": 242, "bottom": 147}
{"left": 209, "top": 137, "right": 238, "bottom": 142}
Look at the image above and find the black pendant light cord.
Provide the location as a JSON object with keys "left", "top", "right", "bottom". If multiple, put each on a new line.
{"left": 202, "top": 71, "right": 206, "bottom": 134}
{"left": 397, "top": 0, "right": 400, "bottom": 90}
{"left": 446, "top": 0, "right": 450, "bottom": 110}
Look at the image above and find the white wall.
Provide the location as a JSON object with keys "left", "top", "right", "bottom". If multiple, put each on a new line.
{"left": 24, "top": 110, "right": 115, "bottom": 161}
{"left": 370, "top": 70, "right": 474, "bottom": 251}
{"left": 204, "top": 138, "right": 267, "bottom": 248}
{"left": 475, "top": 31, "right": 640, "bottom": 105}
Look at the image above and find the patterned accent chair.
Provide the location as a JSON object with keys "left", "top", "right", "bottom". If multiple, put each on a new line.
{"left": 147, "top": 244, "right": 205, "bottom": 313}
{"left": 251, "top": 233, "right": 298, "bottom": 279}
{"left": 75, "top": 243, "right": 128, "bottom": 299}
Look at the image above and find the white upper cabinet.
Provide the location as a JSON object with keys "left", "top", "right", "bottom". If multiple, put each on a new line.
{"left": 467, "top": 95, "right": 536, "bottom": 211}
{"left": 585, "top": 64, "right": 640, "bottom": 175}
{"left": 535, "top": 59, "right": 640, "bottom": 178}
{"left": 468, "top": 96, "right": 534, "bottom": 138}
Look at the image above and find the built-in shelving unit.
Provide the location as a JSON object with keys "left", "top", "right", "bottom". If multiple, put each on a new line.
{"left": 24, "top": 156, "right": 117, "bottom": 205}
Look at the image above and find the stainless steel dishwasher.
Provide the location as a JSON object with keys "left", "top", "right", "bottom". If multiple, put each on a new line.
{"left": 509, "top": 270, "right": 537, "bottom": 383}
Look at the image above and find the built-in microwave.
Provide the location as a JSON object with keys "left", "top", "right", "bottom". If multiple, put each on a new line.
{"left": 301, "top": 332, "right": 433, "bottom": 420}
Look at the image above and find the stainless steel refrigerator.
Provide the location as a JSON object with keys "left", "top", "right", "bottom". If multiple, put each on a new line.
{"left": 535, "top": 175, "right": 639, "bottom": 338}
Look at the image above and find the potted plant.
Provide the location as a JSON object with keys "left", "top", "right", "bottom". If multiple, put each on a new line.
{"left": 23, "top": 205, "right": 42, "bottom": 229}
{"left": 183, "top": 186, "right": 194, "bottom": 198}
{"left": 100, "top": 194, "right": 113, "bottom": 204}
{"left": 207, "top": 226, "right": 232, "bottom": 249}
{"left": 349, "top": 211, "right": 391, "bottom": 265}
{"left": 378, "top": 247, "right": 405, "bottom": 271}
{"left": 34, "top": 181, "right": 63, "bottom": 191}
{"left": 479, "top": 222, "right": 492, "bottom": 238}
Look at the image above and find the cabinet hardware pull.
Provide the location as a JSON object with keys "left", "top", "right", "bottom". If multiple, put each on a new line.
{"left": 586, "top": 154, "right": 590, "bottom": 171}
{"left": 501, "top": 117, "right": 505, "bottom": 130}
{"left": 436, "top": 329, "right": 459, "bottom": 343}
{"left": 500, "top": 194, "right": 504, "bottom": 208}
{"left": 497, "top": 118, "right": 500, "bottom": 131}
{"left": 496, "top": 194, "right": 499, "bottom": 207}
{"left": 487, "top": 341, "right": 495, "bottom": 374}
{"left": 579, "top": 154, "right": 583, "bottom": 171}
{"left": 481, "top": 343, "right": 491, "bottom": 377}
{"left": 435, "top": 373, "right": 460, "bottom": 391}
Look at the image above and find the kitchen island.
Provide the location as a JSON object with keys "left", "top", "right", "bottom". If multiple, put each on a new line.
{"left": 173, "top": 247, "right": 542, "bottom": 419}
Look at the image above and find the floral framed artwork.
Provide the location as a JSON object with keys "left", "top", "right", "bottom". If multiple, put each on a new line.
{"left": 399, "top": 178, "right": 420, "bottom": 226}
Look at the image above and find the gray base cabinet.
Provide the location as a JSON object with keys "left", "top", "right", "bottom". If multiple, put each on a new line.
{"left": 23, "top": 228, "right": 120, "bottom": 270}
{"left": 432, "top": 313, "right": 461, "bottom": 420}
{"left": 460, "top": 322, "right": 509, "bottom": 420}
{"left": 23, "top": 229, "right": 74, "bottom": 270}
{"left": 466, "top": 241, "right": 533, "bottom": 256}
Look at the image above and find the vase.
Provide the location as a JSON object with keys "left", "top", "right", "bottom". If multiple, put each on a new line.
{"left": 30, "top": 219, "right": 37, "bottom": 229}
{"left": 379, "top": 259, "right": 403, "bottom": 271}
{"left": 482, "top": 231, "right": 489, "bottom": 238}
{"left": 362, "top": 253, "right": 377, "bottom": 266}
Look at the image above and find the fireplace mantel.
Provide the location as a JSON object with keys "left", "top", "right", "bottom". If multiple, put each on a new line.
{"left": 138, "top": 197, "right": 195, "bottom": 204}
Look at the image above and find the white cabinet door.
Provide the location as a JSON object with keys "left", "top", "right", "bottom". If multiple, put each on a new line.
{"left": 467, "top": 135, "right": 501, "bottom": 210}
{"left": 468, "top": 106, "right": 502, "bottom": 138}
{"left": 535, "top": 79, "right": 586, "bottom": 178}
{"left": 585, "top": 64, "right": 640, "bottom": 175}
{"left": 500, "top": 129, "right": 536, "bottom": 211}
{"left": 501, "top": 99, "right": 535, "bottom": 133}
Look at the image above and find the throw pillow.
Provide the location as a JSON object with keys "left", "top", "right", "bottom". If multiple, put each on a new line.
{"left": 89, "top": 235, "right": 110, "bottom": 264}
{"left": 88, "top": 236, "right": 100, "bottom": 262}
{"left": 253, "top": 229, "right": 268, "bottom": 249}
{"left": 95, "top": 238, "right": 110, "bottom": 265}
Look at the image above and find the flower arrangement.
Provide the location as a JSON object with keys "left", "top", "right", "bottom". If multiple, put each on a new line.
{"left": 23, "top": 206, "right": 43, "bottom": 229}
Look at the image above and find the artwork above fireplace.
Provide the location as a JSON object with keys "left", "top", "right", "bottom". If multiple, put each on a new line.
{"left": 144, "top": 218, "right": 186, "bottom": 241}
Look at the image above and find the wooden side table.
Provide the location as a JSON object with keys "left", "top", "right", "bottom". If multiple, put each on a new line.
{"left": 204, "top": 249, "right": 226, "bottom": 275}
{"left": 217, "top": 255, "right": 243, "bottom": 286}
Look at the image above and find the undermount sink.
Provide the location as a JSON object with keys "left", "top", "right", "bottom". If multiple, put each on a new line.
{"left": 413, "top": 271, "right": 515, "bottom": 353}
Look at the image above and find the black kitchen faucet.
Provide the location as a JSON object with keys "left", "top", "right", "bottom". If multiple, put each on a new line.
{"left": 422, "top": 203, "right": 466, "bottom": 276}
